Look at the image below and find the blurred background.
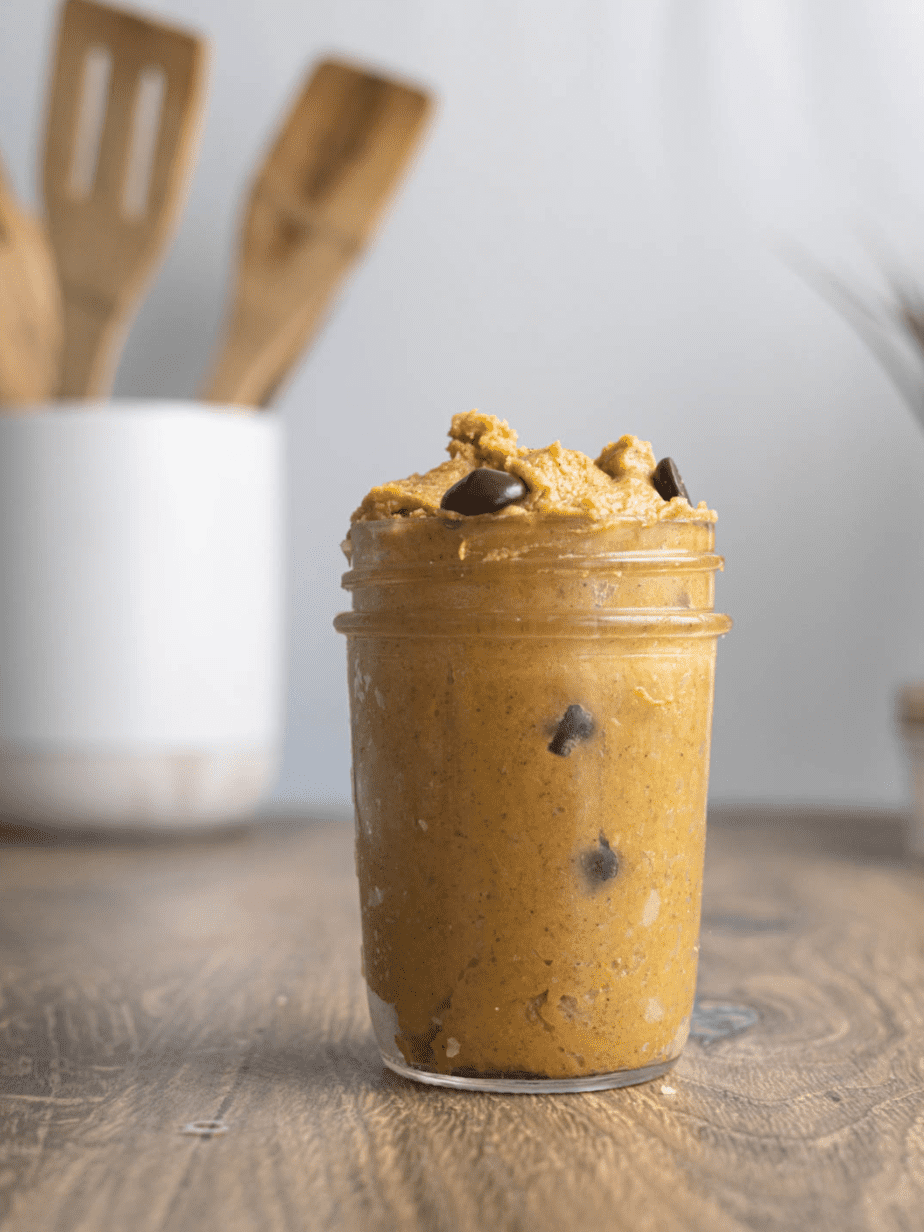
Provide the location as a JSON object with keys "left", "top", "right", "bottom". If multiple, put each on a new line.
{"left": 5, "top": 0, "right": 924, "bottom": 816}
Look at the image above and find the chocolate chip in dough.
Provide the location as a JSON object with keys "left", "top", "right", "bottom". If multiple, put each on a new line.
{"left": 652, "top": 457, "right": 690, "bottom": 504}
{"left": 581, "top": 833, "right": 619, "bottom": 884}
{"left": 440, "top": 468, "right": 528, "bottom": 516}
{"left": 548, "top": 704, "right": 594, "bottom": 756}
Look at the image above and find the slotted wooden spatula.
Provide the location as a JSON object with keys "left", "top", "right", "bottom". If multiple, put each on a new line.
{"left": 43, "top": 0, "right": 208, "bottom": 398}
{"left": 201, "top": 58, "right": 432, "bottom": 407}
{"left": 0, "top": 154, "right": 62, "bottom": 405}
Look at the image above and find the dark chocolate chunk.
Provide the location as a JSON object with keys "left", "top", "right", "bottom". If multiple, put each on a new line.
{"left": 652, "top": 457, "right": 690, "bottom": 504}
{"left": 548, "top": 704, "right": 594, "bottom": 756}
{"left": 581, "top": 833, "right": 619, "bottom": 884}
{"left": 440, "top": 468, "right": 527, "bottom": 516}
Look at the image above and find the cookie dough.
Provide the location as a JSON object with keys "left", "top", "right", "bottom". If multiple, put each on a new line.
{"left": 336, "top": 413, "right": 729, "bottom": 1085}
{"left": 348, "top": 410, "right": 715, "bottom": 530}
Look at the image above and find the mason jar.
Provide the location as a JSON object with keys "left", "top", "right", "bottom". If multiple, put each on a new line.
{"left": 335, "top": 513, "right": 731, "bottom": 1092}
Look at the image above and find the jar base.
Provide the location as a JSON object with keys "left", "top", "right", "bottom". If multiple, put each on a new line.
{"left": 381, "top": 1054, "right": 677, "bottom": 1093}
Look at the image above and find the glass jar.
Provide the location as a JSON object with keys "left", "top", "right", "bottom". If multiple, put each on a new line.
{"left": 335, "top": 513, "right": 731, "bottom": 1092}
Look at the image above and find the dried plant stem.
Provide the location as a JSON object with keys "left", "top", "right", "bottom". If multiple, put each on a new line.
{"left": 782, "top": 243, "right": 924, "bottom": 431}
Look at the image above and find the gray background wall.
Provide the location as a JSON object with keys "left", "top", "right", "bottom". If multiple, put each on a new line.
{"left": 4, "top": 0, "right": 924, "bottom": 812}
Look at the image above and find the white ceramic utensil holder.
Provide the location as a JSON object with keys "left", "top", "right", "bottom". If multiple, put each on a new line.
{"left": 0, "top": 401, "right": 283, "bottom": 832}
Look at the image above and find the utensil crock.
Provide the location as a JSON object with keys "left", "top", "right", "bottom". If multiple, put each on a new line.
{"left": 0, "top": 400, "right": 283, "bottom": 831}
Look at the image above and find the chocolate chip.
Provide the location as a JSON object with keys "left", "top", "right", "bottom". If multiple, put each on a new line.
{"left": 652, "top": 457, "right": 690, "bottom": 504}
{"left": 548, "top": 704, "right": 594, "bottom": 756}
{"left": 440, "top": 468, "right": 528, "bottom": 516}
{"left": 581, "top": 833, "right": 619, "bottom": 884}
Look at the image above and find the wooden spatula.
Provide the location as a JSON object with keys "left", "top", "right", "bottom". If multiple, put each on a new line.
{"left": 0, "top": 155, "right": 62, "bottom": 406}
{"left": 201, "top": 58, "right": 432, "bottom": 407}
{"left": 42, "top": 0, "right": 208, "bottom": 399}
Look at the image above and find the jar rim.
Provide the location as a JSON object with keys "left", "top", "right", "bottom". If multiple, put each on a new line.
{"left": 341, "top": 551, "right": 726, "bottom": 592}
{"left": 334, "top": 609, "right": 733, "bottom": 639}
{"left": 345, "top": 513, "right": 718, "bottom": 570}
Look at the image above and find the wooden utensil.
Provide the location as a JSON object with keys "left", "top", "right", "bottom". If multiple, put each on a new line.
{"left": 201, "top": 58, "right": 432, "bottom": 407}
{"left": 42, "top": 0, "right": 208, "bottom": 399}
{"left": 0, "top": 155, "right": 62, "bottom": 406}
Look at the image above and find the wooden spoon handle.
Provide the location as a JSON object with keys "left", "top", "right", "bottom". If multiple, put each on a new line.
{"left": 0, "top": 169, "right": 15, "bottom": 233}
{"left": 42, "top": 0, "right": 209, "bottom": 401}
{"left": 201, "top": 333, "right": 268, "bottom": 407}
{"left": 201, "top": 59, "right": 432, "bottom": 409}
{"left": 0, "top": 155, "right": 62, "bottom": 404}
{"left": 57, "top": 292, "right": 122, "bottom": 399}
{"left": 201, "top": 237, "right": 354, "bottom": 406}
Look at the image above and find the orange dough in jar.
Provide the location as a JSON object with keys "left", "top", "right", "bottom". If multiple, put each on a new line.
{"left": 337, "top": 413, "right": 729, "bottom": 1085}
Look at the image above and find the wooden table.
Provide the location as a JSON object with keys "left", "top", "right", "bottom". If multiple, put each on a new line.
{"left": 1, "top": 806, "right": 923, "bottom": 1232}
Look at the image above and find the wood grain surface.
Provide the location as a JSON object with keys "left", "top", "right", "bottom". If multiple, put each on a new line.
{"left": 1, "top": 807, "right": 923, "bottom": 1232}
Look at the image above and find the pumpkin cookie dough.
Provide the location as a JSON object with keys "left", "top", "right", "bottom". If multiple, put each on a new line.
{"left": 348, "top": 409, "right": 716, "bottom": 529}
{"left": 335, "top": 412, "right": 730, "bottom": 1091}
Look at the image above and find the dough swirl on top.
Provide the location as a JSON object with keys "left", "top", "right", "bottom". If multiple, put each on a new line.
{"left": 351, "top": 411, "right": 716, "bottom": 527}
